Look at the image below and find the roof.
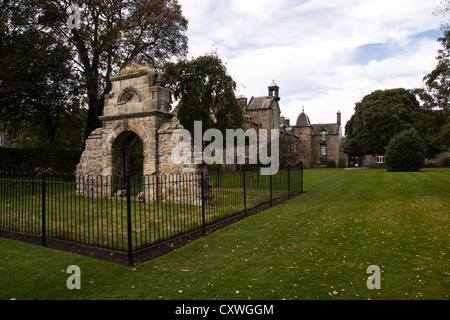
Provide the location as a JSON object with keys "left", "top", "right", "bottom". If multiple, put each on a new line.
{"left": 246, "top": 96, "right": 278, "bottom": 110}
{"left": 311, "top": 123, "right": 340, "bottom": 135}
{"left": 295, "top": 112, "right": 311, "bottom": 127}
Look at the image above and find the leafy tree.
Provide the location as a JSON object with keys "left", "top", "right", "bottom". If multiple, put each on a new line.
{"left": 0, "top": 0, "right": 83, "bottom": 148}
{"left": 35, "top": 0, "right": 188, "bottom": 141}
{"left": 385, "top": 128, "right": 425, "bottom": 172}
{"left": 414, "top": 15, "right": 450, "bottom": 157}
{"left": 343, "top": 88, "right": 422, "bottom": 157}
{"left": 164, "top": 52, "right": 244, "bottom": 135}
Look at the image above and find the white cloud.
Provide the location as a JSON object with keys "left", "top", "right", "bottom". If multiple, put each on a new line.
{"left": 178, "top": 0, "right": 447, "bottom": 128}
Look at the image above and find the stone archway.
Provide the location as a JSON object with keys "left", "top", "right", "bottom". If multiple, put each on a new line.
{"left": 111, "top": 130, "right": 144, "bottom": 179}
{"left": 75, "top": 65, "right": 202, "bottom": 201}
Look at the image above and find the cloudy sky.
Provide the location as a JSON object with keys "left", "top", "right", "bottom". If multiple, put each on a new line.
{"left": 177, "top": 0, "right": 447, "bottom": 130}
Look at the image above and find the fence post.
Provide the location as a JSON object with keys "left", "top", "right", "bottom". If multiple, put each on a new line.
{"left": 270, "top": 173, "right": 273, "bottom": 207}
{"left": 32, "top": 170, "right": 35, "bottom": 196}
{"left": 41, "top": 173, "right": 46, "bottom": 247}
{"left": 242, "top": 169, "right": 247, "bottom": 215}
{"left": 300, "top": 163, "right": 304, "bottom": 193}
{"left": 126, "top": 175, "right": 133, "bottom": 266}
{"left": 288, "top": 166, "right": 291, "bottom": 197}
{"left": 201, "top": 171, "right": 206, "bottom": 236}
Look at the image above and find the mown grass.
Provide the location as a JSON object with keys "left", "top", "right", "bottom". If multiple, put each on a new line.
{"left": 0, "top": 168, "right": 448, "bottom": 300}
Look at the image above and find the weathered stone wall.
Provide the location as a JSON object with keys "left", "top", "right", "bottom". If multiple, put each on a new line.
{"left": 279, "top": 131, "right": 301, "bottom": 168}
{"left": 326, "top": 135, "right": 341, "bottom": 166}
{"left": 75, "top": 66, "right": 204, "bottom": 204}
{"left": 311, "top": 134, "right": 340, "bottom": 167}
{"left": 293, "top": 126, "right": 312, "bottom": 168}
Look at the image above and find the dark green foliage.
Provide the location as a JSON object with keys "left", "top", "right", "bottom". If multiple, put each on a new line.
{"left": 413, "top": 27, "right": 450, "bottom": 158}
{"left": 386, "top": 129, "right": 425, "bottom": 172}
{"left": 1, "top": 0, "right": 189, "bottom": 146}
{"left": 0, "top": 0, "right": 83, "bottom": 148}
{"left": 0, "top": 147, "right": 81, "bottom": 173}
{"left": 343, "top": 88, "right": 422, "bottom": 157}
{"left": 164, "top": 52, "right": 244, "bottom": 135}
{"left": 441, "top": 157, "right": 450, "bottom": 167}
{"left": 327, "top": 159, "right": 336, "bottom": 168}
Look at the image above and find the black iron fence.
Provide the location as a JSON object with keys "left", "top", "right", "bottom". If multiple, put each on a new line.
{"left": 0, "top": 167, "right": 303, "bottom": 265}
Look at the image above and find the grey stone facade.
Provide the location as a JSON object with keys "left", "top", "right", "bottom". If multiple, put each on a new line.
{"left": 240, "top": 82, "right": 344, "bottom": 168}
{"left": 76, "top": 66, "right": 202, "bottom": 202}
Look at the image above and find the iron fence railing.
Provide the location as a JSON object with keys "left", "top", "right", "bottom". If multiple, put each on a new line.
{"left": 0, "top": 167, "right": 303, "bottom": 265}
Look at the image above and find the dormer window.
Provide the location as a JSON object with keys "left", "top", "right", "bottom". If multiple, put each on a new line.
{"left": 321, "top": 128, "right": 327, "bottom": 141}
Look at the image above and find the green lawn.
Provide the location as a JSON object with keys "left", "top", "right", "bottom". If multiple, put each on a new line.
{"left": 0, "top": 168, "right": 448, "bottom": 300}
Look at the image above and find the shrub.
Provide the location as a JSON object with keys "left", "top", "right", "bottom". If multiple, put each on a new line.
{"left": 441, "top": 157, "right": 450, "bottom": 168}
{"left": 368, "top": 162, "right": 387, "bottom": 169}
{"left": 385, "top": 128, "right": 425, "bottom": 172}
{"left": 327, "top": 159, "right": 337, "bottom": 168}
{"left": 0, "top": 147, "right": 81, "bottom": 173}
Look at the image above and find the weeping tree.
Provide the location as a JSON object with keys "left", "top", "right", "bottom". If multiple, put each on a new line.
{"left": 163, "top": 52, "right": 244, "bottom": 135}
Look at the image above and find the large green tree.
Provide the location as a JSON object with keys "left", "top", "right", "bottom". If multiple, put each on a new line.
{"left": 0, "top": 0, "right": 84, "bottom": 148}
{"left": 1, "top": 0, "right": 188, "bottom": 146}
{"left": 164, "top": 52, "right": 244, "bottom": 135}
{"left": 38, "top": 0, "right": 188, "bottom": 141}
{"left": 343, "top": 88, "right": 422, "bottom": 157}
{"left": 414, "top": 27, "right": 450, "bottom": 157}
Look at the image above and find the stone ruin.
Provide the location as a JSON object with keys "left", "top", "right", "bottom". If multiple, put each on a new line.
{"left": 75, "top": 65, "right": 206, "bottom": 204}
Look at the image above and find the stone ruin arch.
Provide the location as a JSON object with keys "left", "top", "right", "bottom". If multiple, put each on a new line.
{"left": 75, "top": 65, "right": 203, "bottom": 203}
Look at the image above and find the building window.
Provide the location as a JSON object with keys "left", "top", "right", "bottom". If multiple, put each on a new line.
{"left": 321, "top": 129, "right": 327, "bottom": 141}
{"left": 320, "top": 159, "right": 328, "bottom": 167}
{"left": 377, "top": 155, "right": 385, "bottom": 163}
{"left": 320, "top": 145, "right": 327, "bottom": 156}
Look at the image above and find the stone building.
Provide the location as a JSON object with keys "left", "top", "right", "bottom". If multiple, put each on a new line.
{"left": 245, "top": 81, "right": 281, "bottom": 132}
{"left": 293, "top": 108, "right": 343, "bottom": 167}
{"left": 240, "top": 82, "right": 344, "bottom": 168}
{"left": 236, "top": 81, "right": 301, "bottom": 169}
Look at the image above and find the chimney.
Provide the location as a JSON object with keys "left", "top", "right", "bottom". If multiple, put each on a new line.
{"left": 337, "top": 110, "right": 341, "bottom": 126}
{"left": 236, "top": 95, "right": 248, "bottom": 109}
